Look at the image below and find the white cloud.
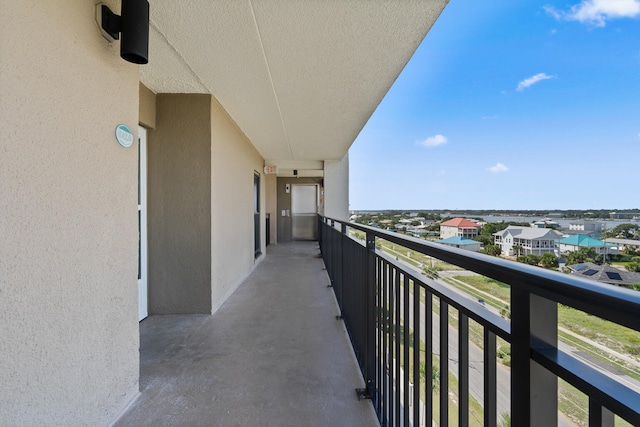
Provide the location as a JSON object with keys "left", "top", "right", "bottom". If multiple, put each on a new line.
{"left": 544, "top": 5, "right": 563, "bottom": 20}
{"left": 417, "top": 134, "right": 448, "bottom": 148}
{"left": 545, "top": 0, "right": 640, "bottom": 27}
{"left": 482, "top": 115, "right": 498, "bottom": 120}
{"left": 517, "top": 73, "right": 555, "bottom": 91}
{"left": 488, "top": 162, "right": 509, "bottom": 173}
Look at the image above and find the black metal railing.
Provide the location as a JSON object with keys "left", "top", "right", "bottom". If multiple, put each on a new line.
{"left": 318, "top": 215, "right": 640, "bottom": 427}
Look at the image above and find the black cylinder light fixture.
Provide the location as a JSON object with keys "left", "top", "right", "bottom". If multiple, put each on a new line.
{"left": 97, "top": 0, "right": 149, "bottom": 64}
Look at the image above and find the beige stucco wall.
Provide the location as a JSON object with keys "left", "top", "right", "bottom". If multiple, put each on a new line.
{"left": 148, "top": 94, "right": 212, "bottom": 314}
{"left": 139, "top": 84, "right": 157, "bottom": 129}
{"left": 0, "top": 1, "right": 140, "bottom": 425}
{"left": 210, "top": 98, "right": 266, "bottom": 313}
{"left": 324, "top": 153, "right": 350, "bottom": 221}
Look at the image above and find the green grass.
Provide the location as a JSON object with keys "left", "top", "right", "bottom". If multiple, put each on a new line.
{"left": 443, "top": 277, "right": 508, "bottom": 314}
{"left": 558, "top": 380, "right": 634, "bottom": 427}
{"left": 375, "top": 238, "right": 464, "bottom": 271}
{"left": 558, "top": 306, "right": 640, "bottom": 358}
{"left": 558, "top": 330, "right": 640, "bottom": 381}
{"left": 612, "top": 261, "right": 632, "bottom": 268}
{"left": 452, "top": 275, "right": 511, "bottom": 303}
{"left": 451, "top": 275, "right": 640, "bottom": 359}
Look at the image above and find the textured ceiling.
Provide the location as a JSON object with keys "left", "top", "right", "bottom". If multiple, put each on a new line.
{"left": 140, "top": 0, "right": 448, "bottom": 163}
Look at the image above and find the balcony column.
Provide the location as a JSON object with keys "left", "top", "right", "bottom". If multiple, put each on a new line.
{"left": 511, "top": 290, "right": 558, "bottom": 426}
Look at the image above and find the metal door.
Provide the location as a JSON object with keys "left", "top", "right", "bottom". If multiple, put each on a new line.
{"left": 291, "top": 184, "right": 318, "bottom": 240}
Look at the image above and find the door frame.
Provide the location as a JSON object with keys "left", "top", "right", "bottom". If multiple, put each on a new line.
{"left": 254, "top": 171, "right": 261, "bottom": 258}
{"left": 138, "top": 126, "right": 148, "bottom": 321}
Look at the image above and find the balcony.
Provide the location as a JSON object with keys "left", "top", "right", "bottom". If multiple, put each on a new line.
{"left": 114, "top": 216, "right": 640, "bottom": 427}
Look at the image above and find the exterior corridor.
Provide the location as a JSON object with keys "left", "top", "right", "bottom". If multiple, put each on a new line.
{"left": 115, "top": 242, "right": 378, "bottom": 426}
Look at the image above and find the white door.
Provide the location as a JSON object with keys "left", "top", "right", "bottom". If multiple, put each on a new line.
{"left": 138, "top": 126, "right": 148, "bottom": 321}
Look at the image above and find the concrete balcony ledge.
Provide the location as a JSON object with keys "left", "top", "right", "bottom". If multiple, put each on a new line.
{"left": 115, "top": 242, "right": 378, "bottom": 427}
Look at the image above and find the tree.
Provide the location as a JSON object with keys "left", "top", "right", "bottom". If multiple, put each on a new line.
{"left": 540, "top": 252, "right": 559, "bottom": 269}
{"left": 512, "top": 244, "right": 524, "bottom": 257}
{"left": 422, "top": 265, "right": 440, "bottom": 279}
{"left": 565, "top": 247, "right": 599, "bottom": 265}
{"left": 481, "top": 222, "right": 502, "bottom": 235}
{"left": 476, "top": 233, "right": 494, "bottom": 246}
{"left": 484, "top": 244, "right": 502, "bottom": 256}
{"left": 420, "top": 362, "right": 440, "bottom": 391}
{"left": 628, "top": 257, "right": 640, "bottom": 273}
{"left": 625, "top": 246, "right": 640, "bottom": 257}
{"left": 517, "top": 254, "right": 541, "bottom": 266}
{"left": 606, "top": 223, "right": 639, "bottom": 239}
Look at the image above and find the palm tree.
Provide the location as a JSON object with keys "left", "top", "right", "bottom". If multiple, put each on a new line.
{"left": 513, "top": 244, "right": 524, "bottom": 257}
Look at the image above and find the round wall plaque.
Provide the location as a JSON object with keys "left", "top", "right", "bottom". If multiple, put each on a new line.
{"left": 115, "top": 124, "right": 134, "bottom": 148}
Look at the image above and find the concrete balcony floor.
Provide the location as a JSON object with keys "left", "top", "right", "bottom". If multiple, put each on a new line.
{"left": 115, "top": 241, "right": 378, "bottom": 427}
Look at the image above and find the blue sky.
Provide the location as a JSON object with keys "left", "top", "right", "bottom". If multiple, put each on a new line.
{"left": 349, "top": 0, "right": 640, "bottom": 210}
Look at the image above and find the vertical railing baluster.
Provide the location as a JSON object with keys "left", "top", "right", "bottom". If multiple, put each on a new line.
{"left": 395, "top": 269, "right": 401, "bottom": 427}
{"left": 589, "top": 398, "right": 615, "bottom": 427}
{"left": 510, "top": 287, "right": 530, "bottom": 426}
{"left": 376, "top": 255, "right": 382, "bottom": 418}
{"left": 382, "top": 261, "right": 389, "bottom": 426}
{"left": 403, "top": 276, "right": 410, "bottom": 426}
{"left": 425, "top": 291, "right": 433, "bottom": 426}
{"left": 388, "top": 266, "right": 395, "bottom": 425}
{"left": 413, "top": 281, "right": 420, "bottom": 426}
{"left": 459, "top": 312, "right": 469, "bottom": 427}
{"left": 484, "top": 328, "right": 497, "bottom": 427}
{"left": 338, "top": 223, "right": 347, "bottom": 312}
{"left": 589, "top": 398, "right": 603, "bottom": 427}
{"left": 440, "top": 300, "right": 449, "bottom": 427}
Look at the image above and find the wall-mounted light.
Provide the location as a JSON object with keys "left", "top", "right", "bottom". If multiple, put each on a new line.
{"left": 96, "top": 1, "right": 149, "bottom": 64}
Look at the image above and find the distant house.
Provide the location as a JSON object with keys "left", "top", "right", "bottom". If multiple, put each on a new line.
{"left": 564, "top": 220, "right": 604, "bottom": 238}
{"left": 494, "top": 226, "right": 562, "bottom": 256}
{"left": 569, "top": 220, "right": 603, "bottom": 233}
{"left": 434, "top": 236, "right": 481, "bottom": 252}
{"left": 568, "top": 262, "right": 640, "bottom": 287}
{"left": 604, "top": 238, "right": 640, "bottom": 252}
{"left": 530, "top": 218, "right": 560, "bottom": 228}
{"left": 439, "top": 218, "right": 482, "bottom": 239}
{"left": 557, "top": 234, "right": 618, "bottom": 256}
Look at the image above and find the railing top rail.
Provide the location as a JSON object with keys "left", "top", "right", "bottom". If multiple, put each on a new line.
{"left": 321, "top": 215, "right": 640, "bottom": 332}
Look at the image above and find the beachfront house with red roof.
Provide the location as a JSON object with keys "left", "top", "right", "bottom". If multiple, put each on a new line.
{"left": 439, "top": 217, "right": 482, "bottom": 239}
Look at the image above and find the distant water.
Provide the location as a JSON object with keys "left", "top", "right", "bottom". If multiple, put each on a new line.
{"left": 447, "top": 215, "right": 640, "bottom": 230}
